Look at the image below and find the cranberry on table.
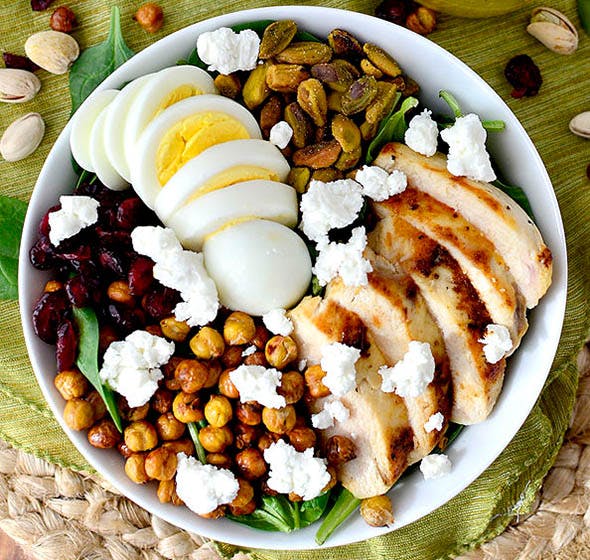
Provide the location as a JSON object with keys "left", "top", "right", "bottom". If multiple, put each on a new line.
{"left": 505, "top": 54, "right": 542, "bottom": 98}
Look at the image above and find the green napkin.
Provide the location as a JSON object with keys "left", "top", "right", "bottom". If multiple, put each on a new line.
{"left": 1, "top": 1, "right": 589, "bottom": 558}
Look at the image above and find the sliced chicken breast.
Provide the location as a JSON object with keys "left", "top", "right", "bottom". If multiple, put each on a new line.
{"left": 374, "top": 142, "right": 552, "bottom": 308}
{"left": 374, "top": 189, "right": 528, "bottom": 348}
{"left": 368, "top": 216, "right": 505, "bottom": 424}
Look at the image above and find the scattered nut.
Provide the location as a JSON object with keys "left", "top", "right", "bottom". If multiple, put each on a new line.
{"left": 292, "top": 139, "right": 342, "bottom": 169}
{"left": 24, "top": 30, "right": 79, "bottom": 75}
{"left": 569, "top": 111, "right": 590, "bottom": 139}
{"left": 2, "top": 53, "right": 39, "bottom": 73}
{"left": 259, "top": 20, "right": 298, "bottom": 59}
{"left": 275, "top": 42, "right": 333, "bottom": 65}
{"left": 50, "top": 6, "right": 77, "bottom": 33}
{"left": 0, "top": 68, "right": 41, "bottom": 103}
{"left": 406, "top": 6, "right": 437, "bottom": 35}
{"left": 0, "top": 112, "right": 45, "bottom": 162}
{"left": 134, "top": 2, "right": 164, "bottom": 33}
{"left": 527, "top": 7, "right": 578, "bottom": 55}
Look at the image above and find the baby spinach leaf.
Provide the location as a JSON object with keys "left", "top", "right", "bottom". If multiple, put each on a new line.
{"left": 438, "top": 90, "right": 505, "bottom": 132}
{"left": 187, "top": 419, "right": 208, "bottom": 464}
{"left": 315, "top": 487, "right": 360, "bottom": 545}
{"left": 493, "top": 178, "right": 535, "bottom": 220}
{"left": 0, "top": 195, "right": 27, "bottom": 301}
{"left": 69, "top": 6, "right": 134, "bottom": 114}
{"left": 439, "top": 90, "right": 462, "bottom": 118}
{"left": 299, "top": 491, "right": 331, "bottom": 526}
{"left": 72, "top": 307, "right": 122, "bottom": 431}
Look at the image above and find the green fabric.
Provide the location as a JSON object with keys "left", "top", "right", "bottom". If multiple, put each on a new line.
{"left": 0, "top": 0, "right": 588, "bottom": 558}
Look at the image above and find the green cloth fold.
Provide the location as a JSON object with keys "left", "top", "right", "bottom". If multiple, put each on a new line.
{"left": 1, "top": 1, "right": 588, "bottom": 558}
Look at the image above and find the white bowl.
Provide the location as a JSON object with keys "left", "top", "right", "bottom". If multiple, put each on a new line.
{"left": 18, "top": 6, "right": 567, "bottom": 550}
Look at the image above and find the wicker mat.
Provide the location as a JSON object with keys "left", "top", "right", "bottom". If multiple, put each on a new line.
{"left": 0, "top": 342, "right": 587, "bottom": 560}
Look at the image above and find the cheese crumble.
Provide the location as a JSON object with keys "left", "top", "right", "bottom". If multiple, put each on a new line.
{"left": 48, "top": 195, "right": 99, "bottom": 247}
{"left": 424, "top": 412, "right": 445, "bottom": 433}
{"left": 311, "top": 399, "right": 350, "bottom": 429}
{"left": 478, "top": 324, "right": 513, "bottom": 364}
{"left": 355, "top": 165, "right": 408, "bottom": 201}
{"left": 420, "top": 453, "right": 452, "bottom": 480}
{"left": 404, "top": 108, "right": 439, "bottom": 157}
{"left": 196, "top": 27, "right": 260, "bottom": 75}
{"left": 269, "top": 121, "right": 293, "bottom": 149}
{"left": 262, "top": 308, "right": 293, "bottom": 336}
{"left": 379, "top": 341, "right": 435, "bottom": 398}
{"left": 229, "top": 364, "right": 286, "bottom": 409}
{"left": 320, "top": 342, "right": 361, "bottom": 397}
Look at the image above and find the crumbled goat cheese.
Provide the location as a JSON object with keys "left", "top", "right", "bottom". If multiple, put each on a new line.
{"left": 263, "top": 440, "right": 331, "bottom": 500}
{"left": 313, "top": 226, "right": 373, "bottom": 287}
{"left": 196, "top": 27, "right": 260, "bottom": 75}
{"left": 175, "top": 453, "right": 239, "bottom": 514}
{"left": 241, "top": 345, "right": 257, "bottom": 357}
{"left": 99, "top": 330, "right": 175, "bottom": 408}
{"left": 269, "top": 121, "right": 293, "bottom": 149}
{"left": 299, "top": 179, "right": 364, "bottom": 243}
{"left": 229, "top": 365, "right": 286, "bottom": 409}
{"left": 320, "top": 342, "right": 361, "bottom": 397}
{"left": 311, "top": 399, "right": 350, "bottom": 429}
{"left": 379, "top": 341, "right": 435, "bottom": 398}
{"left": 420, "top": 453, "right": 452, "bottom": 480}
{"left": 424, "top": 412, "right": 445, "bottom": 433}
{"left": 404, "top": 109, "right": 439, "bottom": 157}
{"left": 132, "top": 226, "right": 219, "bottom": 327}
{"left": 262, "top": 308, "right": 293, "bottom": 336}
{"left": 355, "top": 165, "right": 408, "bottom": 201}
{"left": 48, "top": 195, "right": 99, "bottom": 247}
{"left": 440, "top": 113, "right": 496, "bottom": 182}
{"left": 478, "top": 324, "right": 512, "bottom": 364}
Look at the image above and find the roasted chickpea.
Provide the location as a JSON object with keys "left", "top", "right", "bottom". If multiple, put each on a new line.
{"left": 224, "top": 311, "right": 256, "bottom": 345}
{"left": 157, "top": 480, "right": 183, "bottom": 505}
{"left": 162, "top": 356, "right": 183, "bottom": 379}
{"left": 278, "top": 371, "right": 305, "bottom": 404}
{"left": 221, "top": 345, "right": 243, "bottom": 368}
{"left": 200, "top": 505, "right": 226, "bottom": 519}
{"left": 262, "top": 405, "right": 297, "bottom": 434}
{"left": 134, "top": 2, "right": 164, "bottom": 33}
{"left": 175, "top": 359, "right": 208, "bottom": 393}
{"left": 86, "top": 390, "right": 106, "bottom": 422}
{"left": 218, "top": 369, "right": 239, "bottom": 399}
{"left": 54, "top": 369, "right": 88, "bottom": 400}
{"left": 99, "top": 325, "right": 118, "bottom": 355}
{"left": 198, "top": 425, "right": 233, "bottom": 453}
{"left": 287, "top": 426, "right": 317, "bottom": 451}
{"left": 117, "top": 441, "right": 134, "bottom": 458}
{"left": 325, "top": 435, "right": 357, "bottom": 466}
{"left": 243, "top": 351, "right": 268, "bottom": 367}
{"left": 165, "top": 377, "right": 181, "bottom": 391}
{"left": 235, "top": 448, "right": 267, "bottom": 480}
{"left": 172, "top": 392, "right": 204, "bottom": 424}
{"left": 162, "top": 438, "right": 195, "bottom": 456}
{"left": 107, "top": 280, "right": 135, "bottom": 306}
{"left": 87, "top": 419, "right": 120, "bottom": 448}
{"left": 190, "top": 326, "right": 225, "bottom": 360}
{"left": 160, "top": 316, "right": 190, "bottom": 342}
{"left": 125, "top": 453, "right": 149, "bottom": 484}
{"left": 63, "top": 398, "right": 94, "bottom": 431}
{"left": 145, "top": 324, "right": 163, "bottom": 337}
{"left": 118, "top": 396, "right": 149, "bottom": 422}
{"left": 229, "top": 479, "right": 256, "bottom": 515}
{"left": 360, "top": 495, "right": 394, "bottom": 527}
{"left": 203, "top": 359, "right": 222, "bottom": 389}
{"left": 261, "top": 477, "right": 279, "bottom": 496}
{"left": 124, "top": 420, "right": 158, "bottom": 452}
{"left": 252, "top": 324, "right": 271, "bottom": 349}
{"left": 265, "top": 336, "right": 298, "bottom": 369}
{"left": 229, "top": 499, "right": 256, "bottom": 516}
{"left": 235, "top": 402, "right": 262, "bottom": 426}
{"left": 204, "top": 395, "right": 233, "bottom": 427}
{"left": 257, "top": 432, "right": 282, "bottom": 452}
{"left": 235, "top": 423, "right": 260, "bottom": 450}
{"left": 322, "top": 465, "right": 338, "bottom": 493}
{"left": 304, "top": 365, "right": 331, "bottom": 398}
{"left": 289, "top": 492, "right": 303, "bottom": 502}
{"left": 44, "top": 280, "right": 63, "bottom": 293}
{"left": 151, "top": 388, "right": 174, "bottom": 414}
{"left": 206, "top": 453, "right": 232, "bottom": 470}
{"left": 145, "top": 447, "right": 178, "bottom": 481}
{"left": 155, "top": 412, "right": 186, "bottom": 441}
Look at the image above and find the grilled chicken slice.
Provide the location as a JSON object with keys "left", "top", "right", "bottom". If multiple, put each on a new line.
{"left": 374, "top": 142, "right": 552, "bottom": 308}
{"left": 368, "top": 216, "right": 505, "bottom": 424}
{"left": 324, "top": 259, "right": 452, "bottom": 464}
{"left": 288, "top": 296, "right": 414, "bottom": 498}
{"left": 374, "top": 189, "right": 528, "bottom": 348}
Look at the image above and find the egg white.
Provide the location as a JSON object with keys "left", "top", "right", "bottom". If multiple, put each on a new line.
{"left": 130, "top": 94, "right": 262, "bottom": 209}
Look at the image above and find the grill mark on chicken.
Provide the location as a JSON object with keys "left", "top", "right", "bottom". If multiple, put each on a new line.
{"left": 389, "top": 426, "right": 415, "bottom": 480}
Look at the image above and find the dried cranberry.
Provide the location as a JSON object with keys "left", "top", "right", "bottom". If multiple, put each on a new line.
{"left": 55, "top": 240, "right": 92, "bottom": 262}
{"left": 31, "top": 0, "right": 53, "bottom": 11}
{"left": 56, "top": 319, "right": 77, "bottom": 371}
{"left": 32, "top": 291, "right": 70, "bottom": 344}
{"left": 29, "top": 237, "right": 58, "bottom": 270}
{"left": 99, "top": 324, "right": 119, "bottom": 355}
{"left": 65, "top": 275, "right": 91, "bottom": 307}
{"left": 2, "top": 52, "right": 40, "bottom": 72}
{"left": 375, "top": 0, "right": 415, "bottom": 25}
{"left": 107, "top": 303, "right": 143, "bottom": 334}
{"left": 74, "top": 179, "right": 107, "bottom": 198}
{"left": 95, "top": 227, "right": 131, "bottom": 248}
{"left": 38, "top": 204, "right": 60, "bottom": 237}
{"left": 142, "top": 287, "right": 180, "bottom": 320}
{"left": 115, "top": 197, "right": 145, "bottom": 230}
{"left": 98, "top": 248, "right": 127, "bottom": 276}
{"left": 128, "top": 256, "right": 154, "bottom": 296}
{"left": 504, "top": 54, "right": 542, "bottom": 98}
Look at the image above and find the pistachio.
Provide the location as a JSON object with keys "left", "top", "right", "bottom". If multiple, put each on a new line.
{"left": 360, "top": 58, "right": 383, "bottom": 78}
{"left": 527, "top": 7, "right": 578, "bottom": 55}
{"left": 360, "top": 119, "right": 379, "bottom": 142}
{"left": 0, "top": 112, "right": 45, "bottom": 162}
{"left": 0, "top": 68, "right": 41, "bottom": 103}
{"left": 331, "top": 114, "right": 361, "bottom": 152}
{"left": 341, "top": 75, "right": 378, "bottom": 116}
{"left": 327, "top": 90, "right": 344, "bottom": 112}
{"left": 311, "top": 62, "right": 354, "bottom": 92}
{"left": 266, "top": 63, "right": 310, "bottom": 93}
{"left": 569, "top": 111, "right": 590, "bottom": 139}
{"left": 284, "top": 102, "right": 314, "bottom": 148}
{"left": 260, "top": 95, "right": 284, "bottom": 138}
{"left": 333, "top": 58, "right": 361, "bottom": 79}
{"left": 312, "top": 168, "right": 343, "bottom": 183}
{"left": 25, "top": 30, "right": 79, "bottom": 75}
{"left": 259, "top": 20, "right": 298, "bottom": 59}
{"left": 287, "top": 167, "right": 311, "bottom": 193}
{"left": 242, "top": 62, "right": 270, "bottom": 109}
{"left": 363, "top": 43, "right": 402, "bottom": 78}
{"left": 297, "top": 78, "right": 328, "bottom": 126}
{"left": 327, "top": 29, "right": 363, "bottom": 59}
{"left": 366, "top": 81, "right": 398, "bottom": 124}
{"left": 214, "top": 73, "right": 241, "bottom": 99}
{"left": 292, "top": 140, "right": 342, "bottom": 169}
{"left": 335, "top": 145, "right": 362, "bottom": 171}
{"left": 275, "top": 42, "right": 333, "bottom": 65}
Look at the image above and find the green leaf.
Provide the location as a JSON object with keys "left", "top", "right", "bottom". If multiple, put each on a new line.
{"left": 69, "top": 6, "right": 134, "bottom": 114}
{"left": 439, "top": 90, "right": 462, "bottom": 118}
{"left": 365, "top": 93, "right": 413, "bottom": 163}
{"left": 315, "top": 487, "right": 360, "bottom": 545}
{"left": 493, "top": 178, "right": 535, "bottom": 220}
{"left": 0, "top": 195, "right": 27, "bottom": 301}
{"left": 187, "top": 420, "right": 208, "bottom": 464}
{"left": 72, "top": 307, "right": 122, "bottom": 431}
{"left": 0, "top": 255, "right": 18, "bottom": 300}
{"left": 578, "top": 0, "right": 590, "bottom": 33}
{"left": 299, "top": 491, "right": 331, "bottom": 526}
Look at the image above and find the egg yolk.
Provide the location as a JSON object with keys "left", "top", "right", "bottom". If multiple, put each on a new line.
{"left": 204, "top": 216, "right": 257, "bottom": 242}
{"left": 156, "top": 112, "right": 250, "bottom": 185}
{"left": 152, "top": 84, "right": 202, "bottom": 119}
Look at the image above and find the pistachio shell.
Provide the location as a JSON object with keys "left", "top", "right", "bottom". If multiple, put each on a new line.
{"left": 25, "top": 30, "right": 79, "bottom": 74}
{"left": 0, "top": 112, "right": 45, "bottom": 162}
{"left": 527, "top": 7, "right": 578, "bottom": 55}
{"left": 0, "top": 68, "right": 41, "bottom": 103}
{"left": 569, "top": 111, "right": 590, "bottom": 139}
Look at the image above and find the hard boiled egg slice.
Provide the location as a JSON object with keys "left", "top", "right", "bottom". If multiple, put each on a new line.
{"left": 103, "top": 74, "right": 153, "bottom": 183}
{"left": 89, "top": 105, "right": 129, "bottom": 191}
{"left": 131, "top": 95, "right": 261, "bottom": 209}
{"left": 202, "top": 219, "right": 312, "bottom": 316}
{"left": 168, "top": 180, "right": 298, "bottom": 251}
{"left": 124, "top": 65, "right": 216, "bottom": 165}
{"left": 70, "top": 89, "right": 119, "bottom": 172}
{"left": 155, "top": 139, "right": 291, "bottom": 222}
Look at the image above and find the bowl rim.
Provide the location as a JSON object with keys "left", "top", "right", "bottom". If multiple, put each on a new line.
{"left": 18, "top": 5, "right": 568, "bottom": 550}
